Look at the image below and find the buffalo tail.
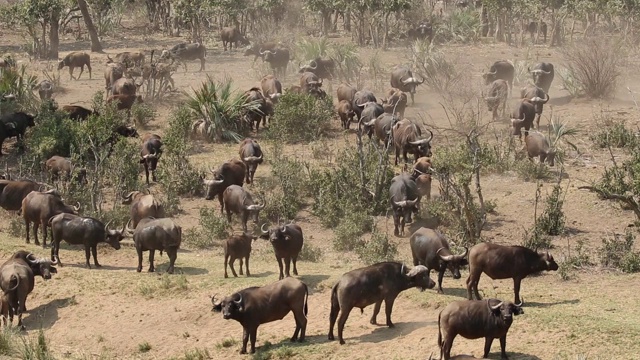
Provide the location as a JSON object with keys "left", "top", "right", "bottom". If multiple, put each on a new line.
{"left": 302, "top": 283, "right": 309, "bottom": 318}
{"left": 329, "top": 283, "right": 339, "bottom": 322}
{"left": 437, "top": 310, "right": 443, "bottom": 358}
{"left": 8, "top": 274, "right": 19, "bottom": 292}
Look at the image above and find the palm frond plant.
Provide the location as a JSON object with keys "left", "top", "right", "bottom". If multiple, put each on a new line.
{"left": 186, "top": 76, "right": 262, "bottom": 143}
{"left": 329, "top": 43, "right": 363, "bottom": 83}
{"left": 0, "top": 64, "right": 39, "bottom": 114}
{"left": 548, "top": 115, "right": 579, "bottom": 164}
{"left": 295, "top": 37, "right": 329, "bottom": 63}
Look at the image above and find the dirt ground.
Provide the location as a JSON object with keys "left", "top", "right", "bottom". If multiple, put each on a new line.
{"left": 1, "top": 16, "right": 640, "bottom": 360}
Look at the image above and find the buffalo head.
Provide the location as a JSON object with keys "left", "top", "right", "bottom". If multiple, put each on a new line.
{"left": 404, "top": 264, "right": 436, "bottom": 291}
{"left": 529, "top": 67, "right": 552, "bottom": 87}
{"left": 203, "top": 168, "right": 225, "bottom": 200}
{"left": 541, "top": 251, "right": 559, "bottom": 271}
{"left": 122, "top": 190, "right": 146, "bottom": 205}
{"left": 510, "top": 117, "right": 527, "bottom": 137}
{"left": 140, "top": 150, "right": 160, "bottom": 171}
{"left": 211, "top": 293, "right": 244, "bottom": 320}
{"left": 488, "top": 299, "right": 524, "bottom": 323}
{"left": 25, "top": 254, "right": 58, "bottom": 280}
{"left": 408, "top": 129, "right": 434, "bottom": 158}
{"left": 393, "top": 197, "right": 419, "bottom": 235}
{"left": 436, "top": 246, "right": 469, "bottom": 279}
{"left": 401, "top": 75, "right": 424, "bottom": 94}
{"left": 259, "top": 223, "right": 289, "bottom": 243}
{"left": 104, "top": 220, "right": 126, "bottom": 250}
{"left": 245, "top": 195, "right": 266, "bottom": 224}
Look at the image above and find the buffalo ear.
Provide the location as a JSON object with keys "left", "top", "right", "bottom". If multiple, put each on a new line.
{"left": 211, "top": 303, "right": 222, "bottom": 312}
{"left": 139, "top": 158, "right": 145, "bottom": 164}
{"left": 259, "top": 233, "right": 269, "bottom": 240}
{"left": 49, "top": 267, "right": 57, "bottom": 274}
{"left": 459, "top": 259, "right": 469, "bottom": 266}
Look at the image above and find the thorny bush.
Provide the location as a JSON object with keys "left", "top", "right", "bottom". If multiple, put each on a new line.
{"left": 266, "top": 92, "right": 333, "bottom": 144}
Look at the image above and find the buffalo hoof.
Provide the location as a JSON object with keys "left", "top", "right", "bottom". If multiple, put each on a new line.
{"left": 167, "top": 269, "right": 174, "bottom": 274}
{"left": 94, "top": 263, "right": 102, "bottom": 268}
{"left": 328, "top": 334, "right": 334, "bottom": 341}
{"left": 136, "top": 267, "right": 142, "bottom": 273}
{"left": 437, "top": 289, "right": 444, "bottom": 294}
{"left": 339, "top": 339, "right": 345, "bottom": 345}
{"left": 224, "top": 274, "right": 228, "bottom": 278}
{"left": 239, "top": 350, "right": 247, "bottom": 355}
{"left": 290, "top": 336, "right": 297, "bottom": 342}
{"left": 84, "top": 264, "right": 91, "bottom": 269}
{"left": 148, "top": 268, "right": 155, "bottom": 273}
{"left": 370, "top": 319, "right": 377, "bottom": 325}
{"left": 387, "top": 322, "right": 395, "bottom": 328}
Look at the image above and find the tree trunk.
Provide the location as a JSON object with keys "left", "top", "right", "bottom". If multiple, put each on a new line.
{"left": 48, "top": 16, "right": 60, "bottom": 60}
{"left": 78, "top": 0, "right": 103, "bottom": 52}
{"left": 41, "top": 22, "right": 47, "bottom": 59}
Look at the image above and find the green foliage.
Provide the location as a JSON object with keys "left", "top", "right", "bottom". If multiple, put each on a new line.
{"left": 522, "top": 224, "right": 552, "bottom": 251}
{"left": 536, "top": 183, "right": 567, "bottom": 236}
{"left": 600, "top": 230, "right": 640, "bottom": 273}
{"left": 589, "top": 118, "right": 636, "bottom": 149}
{"left": 329, "top": 43, "right": 363, "bottom": 83}
{"left": 516, "top": 159, "right": 553, "bottom": 182}
{"left": 25, "top": 105, "right": 77, "bottom": 162}
{"left": 185, "top": 207, "right": 229, "bottom": 249}
{"left": 562, "top": 38, "right": 623, "bottom": 98}
{"left": 266, "top": 93, "right": 333, "bottom": 143}
{"left": 0, "top": 64, "right": 39, "bottom": 114}
{"left": 19, "top": 329, "right": 54, "bottom": 360}
{"left": 411, "top": 44, "right": 464, "bottom": 93}
{"left": 356, "top": 230, "right": 398, "bottom": 264}
{"left": 215, "top": 338, "right": 237, "bottom": 349}
{"left": 260, "top": 149, "right": 308, "bottom": 222}
{"left": 434, "top": 9, "right": 481, "bottom": 44}
{"left": 295, "top": 37, "right": 330, "bottom": 61}
{"left": 298, "top": 242, "right": 323, "bottom": 262}
{"left": 186, "top": 76, "right": 260, "bottom": 142}
{"left": 130, "top": 101, "right": 156, "bottom": 128}
{"left": 181, "top": 348, "right": 211, "bottom": 360}
{"left": 559, "top": 239, "right": 592, "bottom": 280}
{"left": 558, "top": 68, "right": 583, "bottom": 98}
{"left": 137, "top": 342, "right": 152, "bottom": 353}
{"left": 333, "top": 211, "right": 373, "bottom": 251}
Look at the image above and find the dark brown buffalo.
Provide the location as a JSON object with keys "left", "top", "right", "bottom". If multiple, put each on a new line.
{"left": 520, "top": 84, "right": 550, "bottom": 129}
{"left": 61, "top": 105, "right": 95, "bottom": 121}
{"left": 363, "top": 112, "right": 396, "bottom": 145}
{"left": 260, "top": 75, "right": 283, "bottom": 103}
{"left": 529, "top": 62, "right": 554, "bottom": 94}
{"left": 204, "top": 159, "right": 246, "bottom": 207}
{"left": 382, "top": 88, "right": 408, "bottom": 119}
{"left": 509, "top": 99, "right": 537, "bottom": 139}
{"left": 58, "top": 51, "right": 92, "bottom": 80}
{"left": 484, "top": 79, "right": 509, "bottom": 120}
{"left": 126, "top": 217, "right": 182, "bottom": 274}
{"left": 299, "top": 71, "right": 323, "bottom": 94}
{"left": 352, "top": 90, "right": 377, "bottom": 120}
{"left": 525, "top": 21, "right": 547, "bottom": 43}
{"left": 328, "top": 262, "right": 434, "bottom": 344}
{"left": 287, "top": 85, "right": 303, "bottom": 94}
{"left": 407, "top": 20, "right": 434, "bottom": 42}
{"left": 1, "top": 111, "right": 35, "bottom": 145}
{"left": 0, "top": 180, "right": 43, "bottom": 211}
{"left": 222, "top": 185, "right": 265, "bottom": 232}
{"left": 410, "top": 227, "right": 468, "bottom": 294}
{"left": 239, "top": 138, "right": 263, "bottom": 185}
{"left": 243, "top": 42, "right": 276, "bottom": 61}
{"left": 298, "top": 57, "right": 335, "bottom": 81}
{"left": 21, "top": 190, "right": 80, "bottom": 247}
{"left": 390, "top": 66, "right": 424, "bottom": 105}
{"left": 392, "top": 119, "right": 434, "bottom": 165}
{"left": 223, "top": 232, "right": 256, "bottom": 278}
{"left": 438, "top": 299, "right": 523, "bottom": 360}
{"left": 524, "top": 131, "right": 555, "bottom": 166}
{"left": 243, "top": 87, "right": 267, "bottom": 130}
{"left": 36, "top": 80, "right": 54, "bottom": 100}
{"left": 220, "top": 27, "right": 250, "bottom": 51}
{"left": 466, "top": 242, "right": 559, "bottom": 304}
{"left": 337, "top": 100, "right": 356, "bottom": 130}
{"left": 0, "top": 251, "right": 57, "bottom": 328}
{"left": 389, "top": 173, "right": 419, "bottom": 236}
{"left": 44, "top": 156, "right": 87, "bottom": 184}
{"left": 482, "top": 60, "right": 514, "bottom": 96}
{"left": 49, "top": 213, "right": 124, "bottom": 268}
{"left": 140, "top": 133, "right": 162, "bottom": 185}
{"left": 161, "top": 42, "right": 207, "bottom": 71}
{"left": 260, "top": 48, "right": 290, "bottom": 78}
{"left": 108, "top": 93, "right": 143, "bottom": 114}
{"left": 121, "top": 190, "right": 164, "bottom": 228}
{"left": 260, "top": 223, "right": 304, "bottom": 280}
{"left": 336, "top": 83, "right": 357, "bottom": 103}
{"left": 211, "top": 277, "right": 308, "bottom": 354}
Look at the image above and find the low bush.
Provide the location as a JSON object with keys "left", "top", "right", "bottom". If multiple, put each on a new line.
{"left": 265, "top": 93, "right": 334, "bottom": 144}
{"left": 333, "top": 211, "right": 373, "bottom": 251}
{"left": 356, "top": 230, "right": 398, "bottom": 264}
{"left": 536, "top": 183, "right": 566, "bottom": 236}
{"left": 130, "top": 101, "right": 156, "bottom": 128}
{"left": 298, "top": 242, "right": 323, "bottom": 262}
{"left": 600, "top": 230, "right": 640, "bottom": 273}
{"left": 589, "top": 118, "right": 636, "bottom": 149}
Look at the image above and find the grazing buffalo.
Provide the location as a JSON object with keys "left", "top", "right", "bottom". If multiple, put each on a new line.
{"left": 220, "top": 27, "right": 250, "bottom": 51}
{"left": 44, "top": 156, "right": 87, "bottom": 183}
{"left": 363, "top": 112, "right": 396, "bottom": 145}
{"left": 211, "top": 277, "right": 308, "bottom": 354}
{"left": 58, "top": 51, "right": 92, "bottom": 80}
{"left": 389, "top": 173, "right": 419, "bottom": 236}
{"left": 484, "top": 79, "right": 509, "bottom": 121}
{"left": 298, "top": 57, "right": 335, "bottom": 82}
{"left": 0, "top": 251, "right": 57, "bottom": 328}
{"left": 337, "top": 83, "right": 357, "bottom": 103}
{"left": 410, "top": 227, "right": 468, "bottom": 293}
{"left": 382, "top": 88, "right": 408, "bottom": 119}
{"left": 392, "top": 119, "right": 434, "bottom": 165}
{"left": 238, "top": 138, "right": 263, "bottom": 185}
{"left": 390, "top": 66, "right": 424, "bottom": 105}
{"left": 140, "top": 133, "right": 162, "bottom": 185}
{"left": 21, "top": 190, "right": 80, "bottom": 247}
{"left": 261, "top": 48, "right": 290, "bottom": 78}
{"left": 244, "top": 42, "right": 276, "bottom": 61}
{"left": 36, "top": 80, "right": 54, "bottom": 100}
{"left": 62, "top": 105, "right": 95, "bottom": 121}
{"left": 49, "top": 214, "right": 124, "bottom": 268}
{"left": 337, "top": 100, "right": 356, "bottom": 130}
{"left": 526, "top": 21, "right": 547, "bottom": 43}
{"left": 466, "top": 242, "right": 559, "bottom": 303}
{"left": 520, "top": 84, "right": 550, "bottom": 129}
{"left": 121, "top": 190, "right": 164, "bottom": 228}
{"left": 260, "top": 75, "right": 283, "bottom": 103}
{"left": 127, "top": 217, "right": 182, "bottom": 274}
{"left": 529, "top": 62, "right": 554, "bottom": 94}
{"left": 222, "top": 185, "right": 265, "bottom": 232}
{"left": 0, "top": 180, "right": 43, "bottom": 211}
{"left": 352, "top": 90, "right": 377, "bottom": 120}
{"left": 438, "top": 299, "right": 523, "bottom": 360}
{"left": 0, "top": 112, "right": 35, "bottom": 145}
{"left": 328, "top": 262, "right": 434, "bottom": 344}
{"left": 483, "top": 60, "right": 514, "bottom": 96}
{"left": 509, "top": 99, "right": 537, "bottom": 139}
{"left": 524, "top": 131, "right": 555, "bottom": 166}
{"left": 161, "top": 42, "right": 206, "bottom": 71}
{"left": 115, "top": 51, "right": 145, "bottom": 67}
{"left": 407, "top": 20, "right": 434, "bottom": 43}
{"left": 204, "top": 159, "right": 246, "bottom": 207}
{"left": 223, "top": 232, "right": 256, "bottom": 278}
{"left": 260, "top": 223, "right": 304, "bottom": 280}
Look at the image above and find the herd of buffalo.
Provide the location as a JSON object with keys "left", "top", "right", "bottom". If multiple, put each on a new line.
{"left": 0, "top": 23, "right": 564, "bottom": 358}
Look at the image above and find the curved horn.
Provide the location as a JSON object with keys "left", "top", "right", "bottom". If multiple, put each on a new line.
{"left": 489, "top": 300, "right": 504, "bottom": 311}
{"left": 406, "top": 265, "right": 427, "bottom": 277}
{"left": 459, "top": 246, "right": 469, "bottom": 258}
{"left": 50, "top": 257, "right": 58, "bottom": 266}
{"left": 259, "top": 49, "right": 267, "bottom": 55}
{"left": 26, "top": 253, "right": 37, "bottom": 263}
{"left": 541, "top": 92, "right": 550, "bottom": 103}
{"left": 309, "top": 60, "right": 318, "bottom": 69}
{"left": 515, "top": 299, "right": 523, "bottom": 307}
{"left": 425, "top": 129, "right": 433, "bottom": 143}
{"left": 104, "top": 219, "right": 113, "bottom": 230}
{"left": 393, "top": 200, "right": 407, "bottom": 207}
{"left": 210, "top": 294, "right": 218, "bottom": 306}
{"left": 436, "top": 247, "right": 453, "bottom": 262}
{"left": 261, "top": 223, "right": 269, "bottom": 234}
{"left": 122, "top": 190, "right": 133, "bottom": 199}
{"left": 409, "top": 139, "right": 429, "bottom": 146}
{"left": 145, "top": 188, "right": 151, "bottom": 195}
{"left": 243, "top": 156, "right": 261, "bottom": 163}
{"left": 208, "top": 165, "right": 216, "bottom": 174}
{"left": 233, "top": 293, "right": 243, "bottom": 306}
{"left": 406, "top": 198, "right": 418, "bottom": 207}
{"left": 73, "top": 202, "right": 81, "bottom": 212}
{"left": 125, "top": 218, "right": 135, "bottom": 233}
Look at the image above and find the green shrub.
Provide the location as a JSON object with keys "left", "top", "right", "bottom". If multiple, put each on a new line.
{"left": 600, "top": 230, "right": 640, "bottom": 273}
{"left": 138, "top": 342, "right": 152, "bottom": 353}
{"left": 356, "top": 230, "right": 398, "bottom": 264}
{"left": 130, "top": 101, "right": 156, "bottom": 128}
{"left": 298, "top": 242, "right": 323, "bottom": 262}
{"left": 516, "top": 159, "right": 553, "bottom": 182}
{"left": 434, "top": 9, "right": 481, "bottom": 44}
{"left": 589, "top": 120, "right": 636, "bottom": 149}
{"left": 259, "top": 151, "right": 308, "bottom": 222}
{"left": 197, "top": 207, "right": 229, "bottom": 245}
{"left": 522, "top": 226, "right": 552, "bottom": 251}
{"left": 266, "top": 93, "right": 333, "bottom": 143}
{"left": 333, "top": 211, "right": 373, "bottom": 251}
{"left": 536, "top": 183, "right": 566, "bottom": 236}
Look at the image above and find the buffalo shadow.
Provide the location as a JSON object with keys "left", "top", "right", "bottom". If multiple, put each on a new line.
{"left": 490, "top": 352, "right": 543, "bottom": 360}
{"left": 524, "top": 299, "right": 579, "bottom": 308}
{"left": 298, "top": 274, "right": 330, "bottom": 292}
{"left": 408, "top": 216, "right": 439, "bottom": 234}
{"left": 63, "top": 263, "right": 135, "bottom": 271}
{"left": 251, "top": 335, "right": 327, "bottom": 355}
{"left": 356, "top": 320, "right": 435, "bottom": 344}
{"left": 154, "top": 262, "right": 209, "bottom": 275}
{"left": 22, "top": 296, "right": 76, "bottom": 330}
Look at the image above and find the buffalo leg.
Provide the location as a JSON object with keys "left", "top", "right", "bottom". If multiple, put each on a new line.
{"left": 91, "top": 245, "right": 101, "bottom": 267}
{"left": 437, "top": 266, "right": 446, "bottom": 294}
{"left": 218, "top": 194, "right": 224, "bottom": 214}
{"left": 394, "top": 148, "right": 400, "bottom": 165}
{"left": 84, "top": 246, "right": 92, "bottom": 269}
{"left": 230, "top": 256, "right": 238, "bottom": 277}
{"left": 68, "top": 67, "right": 74, "bottom": 80}
{"left": 224, "top": 254, "right": 230, "bottom": 278}
{"left": 77, "top": 66, "right": 84, "bottom": 80}
{"left": 240, "top": 327, "right": 249, "bottom": 354}
{"left": 148, "top": 250, "right": 156, "bottom": 272}
{"left": 370, "top": 300, "right": 382, "bottom": 324}
{"left": 328, "top": 292, "right": 340, "bottom": 341}
{"left": 136, "top": 248, "right": 143, "bottom": 272}
{"left": 245, "top": 255, "right": 250, "bottom": 277}
{"left": 238, "top": 258, "right": 244, "bottom": 275}
{"left": 292, "top": 256, "right": 298, "bottom": 276}
{"left": 483, "top": 336, "right": 495, "bottom": 358}
{"left": 499, "top": 335, "right": 508, "bottom": 359}
{"left": 442, "top": 336, "right": 454, "bottom": 360}
{"left": 393, "top": 214, "right": 400, "bottom": 236}
{"left": 248, "top": 328, "right": 258, "bottom": 354}
{"left": 41, "top": 220, "right": 49, "bottom": 248}
{"left": 167, "top": 248, "right": 178, "bottom": 274}
{"left": 337, "top": 306, "right": 352, "bottom": 345}
{"left": 284, "top": 257, "right": 291, "bottom": 278}
{"left": 24, "top": 219, "right": 30, "bottom": 244}
{"left": 33, "top": 222, "right": 40, "bottom": 246}
{"left": 292, "top": 304, "right": 306, "bottom": 342}
{"left": 513, "top": 277, "right": 522, "bottom": 304}
{"left": 384, "top": 297, "right": 396, "bottom": 327}
{"left": 276, "top": 256, "right": 284, "bottom": 280}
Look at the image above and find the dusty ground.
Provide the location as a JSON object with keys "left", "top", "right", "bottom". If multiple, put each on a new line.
{"left": 1, "top": 14, "right": 640, "bottom": 360}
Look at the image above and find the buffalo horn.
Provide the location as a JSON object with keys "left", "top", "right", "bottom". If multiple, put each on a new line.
{"left": 309, "top": 60, "right": 318, "bottom": 69}
{"left": 243, "top": 156, "right": 261, "bottom": 163}
{"left": 425, "top": 129, "right": 433, "bottom": 143}
{"left": 210, "top": 294, "right": 218, "bottom": 306}
{"left": 401, "top": 77, "right": 412, "bottom": 85}
{"left": 406, "top": 198, "right": 418, "bottom": 207}
{"left": 122, "top": 190, "right": 133, "bottom": 199}
{"left": 459, "top": 246, "right": 469, "bottom": 258}
{"left": 208, "top": 165, "right": 217, "bottom": 175}
{"left": 436, "top": 247, "right": 453, "bottom": 262}
{"left": 409, "top": 139, "right": 428, "bottom": 146}
{"left": 145, "top": 188, "right": 151, "bottom": 195}
{"left": 50, "top": 257, "right": 58, "bottom": 266}
{"left": 125, "top": 219, "right": 135, "bottom": 234}
{"left": 26, "top": 253, "right": 37, "bottom": 263}
{"left": 489, "top": 301, "right": 503, "bottom": 310}
{"left": 406, "top": 265, "right": 427, "bottom": 277}
{"left": 280, "top": 225, "right": 287, "bottom": 233}
{"left": 261, "top": 223, "right": 269, "bottom": 234}
{"left": 104, "top": 219, "right": 113, "bottom": 230}
{"left": 393, "top": 200, "right": 407, "bottom": 207}
{"left": 233, "top": 293, "right": 243, "bottom": 306}
{"left": 400, "top": 263, "right": 405, "bottom": 274}
{"left": 259, "top": 49, "right": 266, "bottom": 55}
{"left": 73, "top": 202, "right": 81, "bottom": 212}
{"left": 515, "top": 299, "right": 523, "bottom": 307}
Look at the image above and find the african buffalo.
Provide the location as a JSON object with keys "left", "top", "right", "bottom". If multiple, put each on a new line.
{"left": 140, "top": 133, "right": 162, "bottom": 185}
{"left": 509, "top": 99, "right": 537, "bottom": 139}
{"left": 299, "top": 71, "right": 323, "bottom": 94}
{"left": 407, "top": 20, "right": 434, "bottom": 43}
{"left": 161, "top": 42, "right": 206, "bottom": 71}
{"left": 243, "top": 87, "right": 267, "bottom": 130}
{"left": 382, "top": 88, "right": 408, "bottom": 119}
{"left": 224, "top": 232, "right": 256, "bottom": 278}
{"left": 49, "top": 214, "right": 124, "bottom": 268}
{"left": 298, "top": 57, "right": 335, "bottom": 81}
{"left": 111, "top": 77, "right": 137, "bottom": 96}
{"left": 484, "top": 79, "right": 509, "bottom": 121}
{"left": 260, "top": 48, "right": 290, "bottom": 78}
{"left": 204, "top": 159, "right": 246, "bottom": 207}
{"left": 220, "top": 27, "right": 250, "bottom": 51}
{"left": 44, "top": 156, "right": 87, "bottom": 183}
{"left": 104, "top": 61, "right": 125, "bottom": 96}
{"left": 389, "top": 173, "right": 419, "bottom": 237}
{"left": 260, "top": 223, "right": 304, "bottom": 280}
{"left": 0, "top": 112, "right": 35, "bottom": 145}
{"left": 58, "top": 52, "right": 92, "bottom": 80}
{"left": 222, "top": 185, "right": 265, "bottom": 232}
{"left": 363, "top": 111, "right": 396, "bottom": 145}
{"left": 61, "top": 105, "right": 95, "bottom": 121}
{"left": 36, "top": 80, "right": 54, "bottom": 100}
{"left": 328, "top": 262, "right": 434, "bottom": 344}
{"left": 337, "top": 100, "right": 356, "bottom": 130}
{"left": 410, "top": 227, "right": 468, "bottom": 293}
{"left": 115, "top": 51, "right": 145, "bottom": 67}
{"left": 126, "top": 217, "right": 182, "bottom": 274}
{"left": 352, "top": 90, "right": 377, "bottom": 120}
{"left": 526, "top": 21, "right": 547, "bottom": 43}
{"left": 524, "top": 131, "right": 555, "bottom": 166}
{"left": 438, "top": 299, "right": 523, "bottom": 360}
{"left": 337, "top": 83, "right": 357, "bottom": 103}
{"left": 520, "top": 84, "right": 550, "bottom": 129}
{"left": 239, "top": 138, "right": 263, "bottom": 185}
{"left": 483, "top": 60, "right": 514, "bottom": 96}
{"left": 121, "top": 190, "right": 164, "bottom": 228}
{"left": 21, "top": 190, "right": 80, "bottom": 247}
{"left": 244, "top": 42, "right": 276, "bottom": 61}
{"left": 260, "top": 75, "right": 283, "bottom": 103}
{"left": 392, "top": 119, "right": 433, "bottom": 165}
{"left": 211, "top": 277, "right": 308, "bottom": 354}
{"left": 390, "top": 66, "right": 424, "bottom": 105}
{"left": 0, "top": 180, "right": 45, "bottom": 212}
{"left": 529, "top": 62, "right": 554, "bottom": 94}
{"left": 466, "top": 242, "right": 559, "bottom": 303}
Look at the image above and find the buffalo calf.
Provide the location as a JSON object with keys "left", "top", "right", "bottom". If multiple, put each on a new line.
{"left": 224, "top": 232, "right": 256, "bottom": 278}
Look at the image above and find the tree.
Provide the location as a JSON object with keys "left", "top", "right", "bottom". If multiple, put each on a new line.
{"left": 78, "top": 0, "right": 103, "bottom": 52}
